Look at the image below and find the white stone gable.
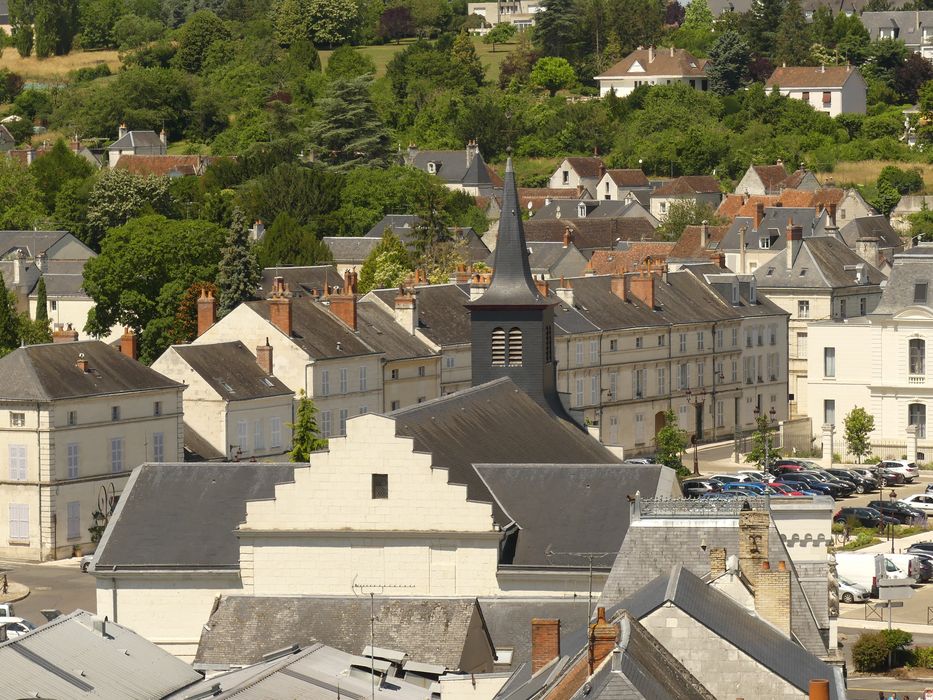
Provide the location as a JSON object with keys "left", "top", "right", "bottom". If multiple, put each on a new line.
{"left": 630, "top": 60, "right": 645, "bottom": 73}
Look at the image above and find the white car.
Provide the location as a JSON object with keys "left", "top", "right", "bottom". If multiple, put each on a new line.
{"left": 837, "top": 576, "right": 870, "bottom": 604}
{"left": 900, "top": 494, "right": 933, "bottom": 513}
{"left": 737, "top": 470, "right": 775, "bottom": 483}
{"left": 878, "top": 459, "right": 919, "bottom": 484}
{"left": 0, "top": 616, "right": 35, "bottom": 639}
{"left": 711, "top": 473, "right": 753, "bottom": 484}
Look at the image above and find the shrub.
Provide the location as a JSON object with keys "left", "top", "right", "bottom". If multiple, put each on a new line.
{"left": 909, "top": 646, "right": 933, "bottom": 668}
{"left": 853, "top": 631, "right": 892, "bottom": 672}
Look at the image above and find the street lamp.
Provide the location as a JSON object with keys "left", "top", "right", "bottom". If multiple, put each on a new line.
{"left": 685, "top": 388, "right": 707, "bottom": 475}
{"left": 889, "top": 488, "right": 898, "bottom": 554}
{"left": 753, "top": 405, "right": 777, "bottom": 471}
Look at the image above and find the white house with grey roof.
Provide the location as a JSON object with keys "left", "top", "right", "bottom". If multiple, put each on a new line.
{"left": 0, "top": 340, "right": 183, "bottom": 561}
{"left": 862, "top": 10, "right": 933, "bottom": 60}
{"left": 107, "top": 124, "right": 167, "bottom": 168}
{"left": 404, "top": 142, "right": 499, "bottom": 196}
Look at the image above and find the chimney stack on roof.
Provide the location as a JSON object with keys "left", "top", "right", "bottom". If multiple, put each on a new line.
{"left": 197, "top": 287, "right": 216, "bottom": 339}
{"left": 700, "top": 220, "right": 709, "bottom": 249}
{"left": 118, "top": 123, "right": 128, "bottom": 140}
{"left": 738, "top": 508, "right": 770, "bottom": 589}
{"left": 534, "top": 276, "right": 549, "bottom": 298}
{"left": 76, "top": 352, "right": 89, "bottom": 373}
{"left": 709, "top": 547, "right": 727, "bottom": 577}
{"left": 756, "top": 559, "right": 791, "bottom": 638}
{"left": 120, "top": 327, "right": 138, "bottom": 361}
{"left": 159, "top": 128, "right": 167, "bottom": 147}
{"left": 268, "top": 276, "right": 293, "bottom": 337}
{"left": 257, "top": 338, "right": 273, "bottom": 376}
{"left": 465, "top": 139, "right": 479, "bottom": 168}
{"left": 588, "top": 607, "right": 619, "bottom": 674}
{"left": 738, "top": 225, "right": 748, "bottom": 274}
{"left": 628, "top": 269, "right": 657, "bottom": 310}
{"left": 562, "top": 226, "right": 572, "bottom": 248}
{"left": 754, "top": 202, "right": 765, "bottom": 231}
{"left": 328, "top": 269, "right": 358, "bottom": 331}
{"left": 786, "top": 219, "right": 803, "bottom": 270}
{"left": 556, "top": 277, "right": 573, "bottom": 306}
{"left": 648, "top": 46, "right": 655, "bottom": 63}
{"left": 394, "top": 288, "right": 418, "bottom": 335}
{"left": 827, "top": 202, "right": 837, "bottom": 229}
{"left": 531, "top": 619, "right": 561, "bottom": 674}
{"left": 808, "top": 680, "right": 830, "bottom": 700}
{"left": 53, "top": 323, "right": 79, "bottom": 343}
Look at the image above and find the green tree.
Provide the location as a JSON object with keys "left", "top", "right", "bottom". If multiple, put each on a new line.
{"left": 682, "top": 0, "right": 713, "bottom": 33}
{"left": 174, "top": 10, "right": 231, "bottom": 73}
{"left": 483, "top": 22, "right": 516, "bottom": 52}
{"left": 0, "top": 276, "right": 19, "bottom": 355}
{"left": 379, "top": 6, "right": 414, "bottom": 43}
{"left": 326, "top": 46, "right": 377, "bottom": 80}
{"left": 529, "top": 56, "right": 576, "bottom": 96}
{"left": 866, "top": 180, "right": 900, "bottom": 217}
{"left": 30, "top": 140, "right": 95, "bottom": 212}
{"left": 744, "top": 412, "right": 781, "bottom": 469}
{"left": 216, "top": 208, "right": 260, "bottom": 318}
{"left": 256, "top": 213, "right": 333, "bottom": 268}
{"left": 83, "top": 215, "right": 226, "bottom": 362}
{"left": 272, "top": 0, "right": 359, "bottom": 47}
{"left": 8, "top": 0, "right": 34, "bottom": 57}
{"left": 843, "top": 406, "right": 874, "bottom": 463}
{"left": 0, "top": 158, "right": 45, "bottom": 230}
{"left": 308, "top": 76, "right": 392, "bottom": 171}
{"left": 774, "top": 0, "right": 811, "bottom": 66}
{"left": 112, "top": 13, "right": 165, "bottom": 49}
{"left": 655, "top": 409, "right": 689, "bottom": 478}
{"left": 86, "top": 170, "right": 173, "bottom": 250}
{"left": 746, "top": 0, "right": 785, "bottom": 57}
{"left": 534, "top": 0, "right": 577, "bottom": 58}
{"left": 79, "top": 0, "right": 125, "bottom": 49}
{"left": 290, "top": 390, "right": 328, "bottom": 460}
{"left": 237, "top": 163, "right": 344, "bottom": 229}
{"left": 656, "top": 201, "right": 723, "bottom": 241}
{"left": 707, "top": 29, "right": 750, "bottom": 95}
{"left": 451, "top": 31, "right": 486, "bottom": 90}
{"left": 35, "top": 276, "right": 49, "bottom": 326}
{"left": 358, "top": 231, "right": 413, "bottom": 293}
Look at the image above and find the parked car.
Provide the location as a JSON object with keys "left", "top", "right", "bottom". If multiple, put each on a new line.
{"left": 0, "top": 617, "right": 35, "bottom": 639}
{"left": 853, "top": 466, "right": 904, "bottom": 487}
{"left": 899, "top": 494, "right": 933, "bottom": 514}
{"left": 769, "top": 483, "right": 805, "bottom": 496}
{"left": 710, "top": 474, "right": 752, "bottom": 483}
{"left": 836, "top": 552, "right": 909, "bottom": 596}
{"left": 721, "top": 482, "right": 773, "bottom": 495}
{"left": 681, "top": 479, "right": 721, "bottom": 498}
{"left": 623, "top": 457, "right": 655, "bottom": 465}
{"left": 878, "top": 459, "right": 919, "bottom": 484}
{"left": 802, "top": 470, "right": 857, "bottom": 497}
{"left": 792, "top": 472, "right": 850, "bottom": 498}
{"left": 737, "top": 470, "right": 775, "bottom": 483}
{"left": 777, "top": 474, "right": 835, "bottom": 497}
{"left": 867, "top": 500, "right": 926, "bottom": 525}
{"left": 834, "top": 506, "right": 894, "bottom": 529}
{"left": 838, "top": 576, "right": 871, "bottom": 604}
{"left": 886, "top": 553, "right": 931, "bottom": 583}
{"left": 827, "top": 468, "right": 877, "bottom": 494}
{"left": 771, "top": 459, "right": 811, "bottom": 475}
{"left": 0, "top": 604, "right": 14, "bottom": 617}
{"left": 908, "top": 542, "right": 933, "bottom": 556}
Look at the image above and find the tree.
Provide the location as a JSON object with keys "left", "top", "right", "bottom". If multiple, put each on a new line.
{"left": 256, "top": 213, "right": 333, "bottom": 268}
{"left": 655, "top": 409, "right": 689, "bottom": 477}
{"left": 35, "top": 277, "right": 49, "bottom": 326}
{"left": 656, "top": 201, "right": 722, "bottom": 241}
{"left": 86, "top": 169, "right": 173, "bottom": 250}
{"left": 216, "top": 208, "right": 260, "bottom": 318}
{"left": 326, "top": 46, "right": 377, "bottom": 80}
{"left": 79, "top": 0, "right": 125, "bottom": 49}
{"left": 744, "top": 412, "right": 781, "bottom": 469}
{"left": 0, "top": 276, "right": 18, "bottom": 356}
{"left": 844, "top": 406, "right": 874, "bottom": 463}
{"left": 30, "top": 140, "right": 95, "bottom": 212}
{"left": 866, "top": 180, "right": 900, "bottom": 217}
{"left": 0, "top": 158, "right": 45, "bottom": 231}
{"left": 112, "top": 13, "right": 165, "bottom": 49}
{"left": 682, "top": 0, "right": 713, "bottom": 33}
{"left": 358, "top": 231, "right": 413, "bottom": 293}
{"left": 8, "top": 0, "right": 34, "bottom": 57}
{"left": 174, "top": 10, "right": 231, "bottom": 73}
{"left": 774, "top": 0, "right": 811, "bottom": 66}
{"left": 530, "top": 56, "right": 576, "bottom": 96}
{"left": 745, "top": 0, "right": 785, "bottom": 57}
{"left": 483, "top": 22, "right": 516, "bottom": 52}
{"left": 237, "top": 163, "right": 344, "bottom": 229}
{"left": 895, "top": 53, "right": 933, "bottom": 103}
{"left": 290, "top": 390, "right": 328, "bottom": 461}
{"left": 307, "top": 76, "right": 392, "bottom": 171}
{"left": 379, "top": 6, "right": 414, "bottom": 43}
{"left": 272, "top": 0, "right": 359, "bottom": 47}
{"left": 534, "top": 0, "right": 577, "bottom": 58}
{"left": 451, "top": 31, "right": 486, "bottom": 90}
{"left": 707, "top": 29, "right": 750, "bottom": 95}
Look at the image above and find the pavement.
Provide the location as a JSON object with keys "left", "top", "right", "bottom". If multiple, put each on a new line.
{"left": 0, "top": 557, "right": 95, "bottom": 625}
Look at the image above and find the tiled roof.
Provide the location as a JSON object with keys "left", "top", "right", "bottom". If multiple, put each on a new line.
{"left": 652, "top": 176, "right": 721, "bottom": 197}
{"left": 523, "top": 217, "right": 659, "bottom": 252}
{"left": 114, "top": 154, "right": 202, "bottom": 177}
{"left": 668, "top": 224, "right": 729, "bottom": 259}
{"left": 604, "top": 168, "right": 650, "bottom": 187}
{"left": 564, "top": 156, "right": 605, "bottom": 178}
{"left": 596, "top": 48, "right": 707, "bottom": 79}
{"left": 371, "top": 283, "right": 471, "bottom": 347}
{"left": 766, "top": 65, "right": 862, "bottom": 88}
{"left": 754, "top": 236, "right": 886, "bottom": 289}
{"left": 517, "top": 187, "right": 580, "bottom": 213}
{"left": 752, "top": 164, "right": 789, "bottom": 191}
{"left": 587, "top": 242, "right": 674, "bottom": 274}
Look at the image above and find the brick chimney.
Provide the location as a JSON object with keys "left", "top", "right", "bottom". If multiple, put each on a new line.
{"left": 855, "top": 235, "right": 880, "bottom": 268}
{"left": 610, "top": 274, "right": 626, "bottom": 300}
{"left": 470, "top": 272, "right": 491, "bottom": 301}
{"left": 754, "top": 202, "right": 765, "bottom": 230}
{"left": 786, "top": 219, "right": 803, "bottom": 270}
{"left": 118, "top": 123, "right": 127, "bottom": 140}
{"left": 531, "top": 619, "right": 561, "bottom": 674}
{"left": 534, "top": 276, "right": 549, "bottom": 297}
{"left": 120, "top": 327, "right": 138, "bottom": 361}
{"left": 52, "top": 323, "right": 79, "bottom": 343}
{"left": 755, "top": 560, "right": 791, "bottom": 637}
{"left": 268, "top": 276, "right": 293, "bottom": 337}
{"left": 827, "top": 202, "right": 837, "bottom": 229}
{"left": 328, "top": 269, "right": 358, "bottom": 331}
{"left": 700, "top": 220, "right": 709, "bottom": 249}
{"left": 588, "top": 607, "right": 619, "bottom": 674}
{"left": 197, "top": 288, "right": 216, "bottom": 338}
{"left": 709, "top": 547, "right": 727, "bottom": 577}
{"left": 628, "top": 271, "right": 656, "bottom": 310}
{"left": 562, "top": 226, "right": 572, "bottom": 248}
{"left": 75, "top": 352, "right": 89, "bottom": 373}
{"left": 808, "top": 679, "right": 830, "bottom": 700}
{"left": 257, "top": 338, "right": 273, "bottom": 375}
{"left": 738, "top": 508, "right": 770, "bottom": 589}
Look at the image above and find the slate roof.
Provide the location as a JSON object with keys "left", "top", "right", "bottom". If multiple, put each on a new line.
{"left": 93, "top": 462, "right": 296, "bottom": 569}
{"left": 754, "top": 236, "right": 886, "bottom": 290}
{"left": 172, "top": 341, "right": 292, "bottom": 401}
{"left": 195, "top": 596, "right": 491, "bottom": 669}
{"left": 108, "top": 130, "right": 165, "bottom": 150}
{"left": 872, "top": 243, "right": 933, "bottom": 315}
{"left": 324, "top": 236, "right": 381, "bottom": 262}
{"left": 862, "top": 10, "right": 933, "bottom": 44}
{"left": 356, "top": 300, "right": 435, "bottom": 361}
{"left": 0, "top": 340, "right": 180, "bottom": 401}
{"left": 0, "top": 123, "right": 14, "bottom": 146}
{"left": 246, "top": 296, "right": 377, "bottom": 359}
{"left": 524, "top": 218, "right": 659, "bottom": 254}
{"left": 0, "top": 609, "right": 202, "bottom": 699}
{"left": 669, "top": 224, "right": 729, "bottom": 259}
{"left": 603, "top": 169, "right": 649, "bottom": 188}
{"left": 390, "top": 378, "right": 620, "bottom": 508}
{"left": 618, "top": 566, "right": 843, "bottom": 699}
{"left": 358, "top": 216, "right": 490, "bottom": 263}
{"left": 365, "top": 214, "right": 422, "bottom": 237}
{"left": 838, "top": 214, "right": 904, "bottom": 251}
{"left": 720, "top": 206, "right": 829, "bottom": 252}
{"left": 114, "top": 154, "right": 202, "bottom": 177}
{"left": 0, "top": 229, "right": 85, "bottom": 259}
{"left": 766, "top": 65, "right": 862, "bottom": 89}
{"left": 410, "top": 150, "right": 496, "bottom": 188}
{"left": 371, "top": 283, "right": 472, "bottom": 347}
{"left": 476, "top": 464, "right": 671, "bottom": 567}
{"left": 596, "top": 48, "right": 707, "bottom": 79}
{"left": 563, "top": 157, "right": 605, "bottom": 179}
{"left": 586, "top": 243, "right": 674, "bottom": 274}
{"left": 652, "top": 176, "right": 721, "bottom": 197}
{"left": 258, "top": 264, "right": 341, "bottom": 297}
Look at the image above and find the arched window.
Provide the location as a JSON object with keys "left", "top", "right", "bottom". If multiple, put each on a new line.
{"left": 508, "top": 328, "right": 523, "bottom": 367}
{"left": 491, "top": 328, "right": 505, "bottom": 366}
{"left": 910, "top": 339, "right": 925, "bottom": 376}
{"left": 909, "top": 403, "right": 926, "bottom": 439}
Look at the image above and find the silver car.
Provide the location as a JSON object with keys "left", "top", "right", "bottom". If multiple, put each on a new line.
{"left": 838, "top": 576, "right": 870, "bottom": 604}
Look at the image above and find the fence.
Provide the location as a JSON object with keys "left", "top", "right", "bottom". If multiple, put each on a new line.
{"left": 781, "top": 417, "right": 815, "bottom": 456}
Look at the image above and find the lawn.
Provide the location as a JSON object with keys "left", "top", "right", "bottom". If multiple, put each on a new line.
{"left": 828, "top": 160, "right": 933, "bottom": 191}
{"left": 0, "top": 49, "right": 122, "bottom": 82}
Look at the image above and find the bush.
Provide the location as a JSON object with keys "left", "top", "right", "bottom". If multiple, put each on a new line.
{"left": 853, "top": 631, "right": 893, "bottom": 672}
{"left": 909, "top": 646, "right": 933, "bottom": 668}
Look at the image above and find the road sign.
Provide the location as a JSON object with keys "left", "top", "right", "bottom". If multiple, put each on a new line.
{"left": 878, "top": 586, "right": 914, "bottom": 601}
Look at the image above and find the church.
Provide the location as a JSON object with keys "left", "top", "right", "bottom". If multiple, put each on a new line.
{"left": 90, "top": 159, "right": 678, "bottom": 660}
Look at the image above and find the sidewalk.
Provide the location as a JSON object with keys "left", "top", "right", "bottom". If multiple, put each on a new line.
{"left": 0, "top": 579, "right": 29, "bottom": 605}
{"left": 839, "top": 619, "right": 933, "bottom": 635}
{"left": 859, "top": 530, "right": 933, "bottom": 555}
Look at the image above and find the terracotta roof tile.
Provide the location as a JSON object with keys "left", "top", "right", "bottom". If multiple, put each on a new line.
{"left": 752, "top": 164, "right": 789, "bottom": 190}
{"left": 604, "top": 168, "right": 650, "bottom": 187}
{"left": 564, "top": 156, "right": 606, "bottom": 178}
{"left": 587, "top": 243, "right": 674, "bottom": 274}
{"left": 597, "top": 47, "right": 707, "bottom": 79}
{"left": 670, "top": 224, "right": 730, "bottom": 259}
{"left": 653, "top": 175, "right": 721, "bottom": 196}
{"left": 766, "top": 65, "right": 861, "bottom": 88}
{"left": 114, "top": 154, "right": 204, "bottom": 177}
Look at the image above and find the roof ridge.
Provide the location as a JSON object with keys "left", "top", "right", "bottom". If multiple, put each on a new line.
{"left": 390, "top": 377, "right": 513, "bottom": 416}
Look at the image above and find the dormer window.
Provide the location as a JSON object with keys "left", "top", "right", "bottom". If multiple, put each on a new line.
{"left": 749, "top": 280, "right": 757, "bottom": 303}
{"left": 577, "top": 203, "right": 587, "bottom": 218}
{"left": 759, "top": 237, "right": 770, "bottom": 249}
{"left": 732, "top": 284, "right": 739, "bottom": 304}
{"left": 427, "top": 162, "right": 436, "bottom": 174}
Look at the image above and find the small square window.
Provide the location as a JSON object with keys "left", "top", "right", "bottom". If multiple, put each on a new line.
{"left": 49, "top": 300, "right": 57, "bottom": 311}
{"left": 111, "top": 406, "right": 120, "bottom": 421}
{"left": 153, "top": 401, "right": 162, "bottom": 416}
{"left": 391, "top": 369, "right": 399, "bottom": 380}
{"left": 9, "top": 412, "right": 25, "bottom": 428}
{"left": 915, "top": 282, "right": 928, "bottom": 304}
{"left": 67, "top": 410, "right": 77, "bottom": 426}
{"left": 418, "top": 365, "right": 426, "bottom": 377}
{"left": 391, "top": 400, "right": 400, "bottom": 410}
{"left": 372, "top": 473, "right": 388, "bottom": 499}
{"left": 609, "top": 339, "right": 618, "bottom": 351}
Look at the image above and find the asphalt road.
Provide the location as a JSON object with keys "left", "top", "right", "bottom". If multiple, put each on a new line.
{"left": 0, "top": 558, "right": 96, "bottom": 626}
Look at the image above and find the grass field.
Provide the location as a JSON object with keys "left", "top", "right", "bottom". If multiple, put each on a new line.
{"left": 0, "top": 49, "right": 122, "bottom": 82}
{"left": 828, "top": 160, "right": 933, "bottom": 190}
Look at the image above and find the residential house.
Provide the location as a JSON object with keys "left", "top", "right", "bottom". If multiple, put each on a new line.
{"left": 595, "top": 46, "right": 708, "bottom": 98}
{"left": 523, "top": 218, "right": 659, "bottom": 258}
{"left": 0, "top": 338, "right": 183, "bottom": 561}
{"left": 404, "top": 142, "right": 501, "bottom": 196}
{"left": 668, "top": 222, "right": 729, "bottom": 266}
{"left": 107, "top": 124, "right": 167, "bottom": 168}
{"left": 891, "top": 194, "right": 933, "bottom": 233}
{"left": 547, "top": 156, "right": 605, "bottom": 195}
{"left": 649, "top": 175, "right": 722, "bottom": 220}
{"left": 257, "top": 264, "right": 341, "bottom": 298}
{"left": 585, "top": 242, "right": 675, "bottom": 274}
{"left": 838, "top": 214, "right": 904, "bottom": 271}
{"left": 806, "top": 244, "right": 933, "bottom": 459}
{"left": 0, "top": 610, "right": 203, "bottom": 699}
{"left": 708, "top": 0, "right": 868, "bottom": 14}
{"left": 734, "top": 161, "right": 821, "bottom": 196}
{"left": 530, "top": 198, "right": 659, "bottom": 227}
{"left": 467, "top": 0, "right": 540, "bottom": 28}
{"left": 151, "top": 337, "right": 294, "bottom": 461}
{"left": 754, "top": 224, "right": 885, "bottom": 417}
{"left": 0, "top": 0, "right": 8, "bottom": 34}
{"left": 593, "top": 167, "right": 651, "bottom": 203}
{"left": 862, "top": 10, "right": 933, "bottom": 60}
{"left": 515, "top": 187, "right": 581, "bottom": 216}
{"left": 114, "top": 154, "right": 208, "bottom": 178}
{"left": 765, "top": 65, "right": 867, "bottom": 117}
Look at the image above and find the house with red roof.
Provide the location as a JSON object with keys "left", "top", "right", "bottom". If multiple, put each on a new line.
{"left": 765, "top": 65, "right": 866, "bottom": 117}
{"left": 595, "top": 46, "right": 708, "bottom": 98}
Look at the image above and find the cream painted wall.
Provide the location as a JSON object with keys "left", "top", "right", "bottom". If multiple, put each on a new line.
{"left": 548, "top": 159, "right": 589, "bottom": 189}
{"left": 27, "top": 297, "right": 122, "bottom": 342}
{"left": 383, "top": 357, "right": 442, "bottom": 412}
{"left": 650, "top": 193, "right": 721, "bottom": 220}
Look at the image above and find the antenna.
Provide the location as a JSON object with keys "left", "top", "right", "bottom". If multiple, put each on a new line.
{"left": 352, "top": 577, "right": 415, "bottom": 700}
{"left": 545, "top": 548, "right": 616, "bottom": 627}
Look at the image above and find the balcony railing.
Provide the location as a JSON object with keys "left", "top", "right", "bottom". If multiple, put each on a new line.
{"left": 909, "top": 375, "right": 926, "bottom": 385}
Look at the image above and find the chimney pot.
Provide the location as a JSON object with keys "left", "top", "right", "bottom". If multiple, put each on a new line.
{"left": 53, "top": 323, "right": 79, "bottom": 343}
{"left": 257, "top": 338, "right": 273, "bottom": 375}
{"left": 777, "top": 560, "right": 786, "bottom": 572}
{"left": 197, "top": 287, "right": 217, "bottom": 338}
{"left": 120, "top": 327, "right": 138, "bottom": 361}
{"left": 76, "top": 353, "right": 88, "bottom": 372}
{"left": 808, "top": 680, "right": 830, "bottom": 700}
{"left": 268, "top": 277, "right": 293, "bottom": 337}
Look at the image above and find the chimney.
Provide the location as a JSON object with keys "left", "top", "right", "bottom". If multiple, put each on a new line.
{"left": 755, "top": 560, "right": 791, "bottom": 637}
{"left": 670, "top": 46, "right": 675, "bottom": 57}
{"left": 628, "top": 272, "right": 656, "bottom": 310}
{"left": 534, "top": 276, "right": 549, "bottom": 297}
{"left": 197, "top": 287, "right": 216, "bottom": 338}
{"left": 268, "top": 276, "right": 293, "bottom": 337}
{"left": 52, "top": 323, "right": 79, "bottom": 343}
{"left": 648, "top": 46, "right": 655, "bottom": 63}
{"left": 556, "top": 277, "right": 573, "bottom": 306}
{"left": 738, "top": 226, "right": 747, "bottom": 274}
{"left": 159, "top": 128, "right": 167, "bottom": 147}
{"left": 700, "top": 220, "right": 709, "bottom": 249}
{"left": 328, "top": 270, "right": 358, "bottom": 331}
{"left": 36, "top": 251, "right": 46, "bottom": 272}
{"left": 251, "top": 220, "right": 265, "bottom": 241}
{"left": 75, "top": 352, "right": 89, "bottom": 373}
{"left": 855, "top": 236, "right": 880, "bottom": 268}
{"left": 738, "top": 508, "right": 770, "bottom": 589}
{"left": 709, "top": 547, "right": 727, "bottom": 577}
{"left": 786, "top": 219, "right": 802, "bottom": 270}
{"left": 588, "top": 607, "right": 619, "bottom": 674}
{"left": 470, "top": 272, "right": 490, "bottom": 301}
{"left": 562, "top": 226, "right": 572, "bottom": 248}
{"left": 118, "top": 123, "right": 127, "bottom": 140}
{"left": 394, "top": 288, "right": 417, "bottom": 335}
{"left": 808, "top": 679, "right": 830, "bottom": 700}
{"left": 610, "top": 274, "right": 626, "bottom": 300}
{"left": 257, "top": 338, "right": 273, "bottom": 375}
{"left": 120, "top": 327, "right": 138, "bottom": 361}
{"left": 466, "top": 140, "right": 478, "bottom": 167}
{"left": 531, "top": 619, "right": 561, "bottom": 674}
{"left": 827, "top": 202, "right": 837, "bottom": 229}
{"left": 754, "top": 202, "right": 765, "bottom": 230}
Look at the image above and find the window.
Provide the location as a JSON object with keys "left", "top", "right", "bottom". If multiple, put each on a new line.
{"left": 9, "top": 412, "right": 24, "bottom": 427}
{"left": 798, "top": 300, "right": 810, "bottom": 319}
{"left": 824, "top": 399, "right": 835, "bottom": 425}
{"left": 759, "top": 237, "right": 771, "bottom": 250}
{"left": 745, "top": 331, "right": 753, "bottom": 349}
{"left": 509, "top": 328, "right": 523, "bottom": 367}
{"left": 47, "top": 299, "right": 57, "bottom": 312}
{"left": 390, "top": 401, "right": 400, "bottom": 411}
{"left": 839, "top": 298, "right": 847, "bottom": 319}
{"left": 802, "top": 91, "right": 810, "bottom": 102}
{"left": 237, "top": 420, "right": 247, "bottom": 452}
{"left": 910, "top": 339, "right": 926, "bottom": 376}
{"left": 697, "top": 361, "right": 705, "bottom": 387}
{"left": 391, "top": 368, "right": 399, "bottom": 380}
{"left": 575, "top": 378, "right": 584, "bottom": 406}
{"left": 545, "top": 326, "right": 553, "bottom": 363}
{"left": 610, "top": 339, "right": 619, "bottom": 351}
{"left": 110, "top": 438, "right": 124, "bottom": 473}
{"left": 427, "top": 162, "right": 436, "bottom": 174}
{"left": 860, "top": 297, "right": 867, "bottom": 316}
{"left": 67, "top": 410, "right": 76, "bottom": 426}
{"left": 731, "top": 359, "right": 737, "bottom": 383}
{"left": 757, "top": 327, "right": 764, "bottom": 346}
{"left": 716, "top": 329, "right": 723, "bottom": 349}
{"left": 153, "top": 432, "right": 164, "bottom": 462}
{"left": 111, "top": 406, "right": 120, "bottom": 421}
{"left": 271, "top": 417, "right": 282, "bottom": 448}
{"left": 824, "top": 347, "right": 835, "bottom": 378}
{"left": 418, "top": 364, "right": 426, "bottom": 377}
{"left": 591, "top": 375, "right": 599, "bottom": 403}
{"left": 731, "top": 328, "right": 738, "bottom": 347}
{"left": 67, "top": 443, "right": 79, "bottom": 479}
{"left": 321, "top": 410, "right": 332, "bottom": 437}
{"left": 359, "top": 406, "right": 368, "bottom": 414}
{"left": 769, "top": 326, "right": 777, "bottom": 346}
{"left": 253, "top": 420, "right": 264, "bottom": 451}
{"left": 67, "top": 501, "right": 80, "bottom": 540}
{"left": 8, "top": 445, "right": 25, "bottom": 481}
{"left": 321, "top": 370, "right": 330, "bottom": 396}
{"left": 589, "top": 339, "right": 598, "bottom": 363}
{"left": 608, "top": 415, "right": 619, "bottom": 444}
{"left": 153, "top": 401, "right": 162, "bottom": 417}
{"left": 635, "top": 414, "right": 645, "bottom": 444}
{"left": 575, "top": 340, "right": 584, "bottom": 365}
{"left": 697, "top": 332, "right": 704, "bottom": 350}
{"left": 657, "top": 368, "right": 666, "bottom": 395}
{"left": 445, "top": 356, "right": 455, "bottom": 369}
{"left": 716, "top": 400, "right": 725, "bottom": 428}
{"left": 822, "top": 91, "right": 831, "bottom": 106}
{"left": 359, "top": 366, "right": 367, "bottom": 391}
{"left": 794, "top": 332, "right": 807, "bottom": 358}
{"left": 679, "top": 334, "right": 687, "bottom": 352}
{"left": 339, "top": 408, "right": 348, "bottom": 436}
{"left": 493, "top": 328, "right": 506, "bottom": 366}
{"left": 372, "top": 473, "right": 389, "bottom": 499}
{"left": 339, "top": 368, "right": 348, "bottom": 394}
{"left": 679, "top": 363, "right": 689, "bottom": 390}
{"left": 909, "top": 404, "right": 927, "bottom": 439}
{"left": 633, "top": 369, "right": 645, "bottom": 398}
{"left": 915, "top": 283, "right": 929, "bottom": 304}
{"left": 562, "top": 170, "right": 569, "bottom": 185}
{"left": 610, "top": 372, "right": 618, "bottom": 399}
{"left": 8, "top": 504, "right": 28, "bottom": 541}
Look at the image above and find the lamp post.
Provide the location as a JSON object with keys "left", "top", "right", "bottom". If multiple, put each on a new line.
{"left": 753, "top": 405, "right": 777, "bottom": 472}
{"left": 685, "top": 388, "right": 707, "bottom": 475}
{"left": 889, "top": 488, "right": 898, "bottom": 554}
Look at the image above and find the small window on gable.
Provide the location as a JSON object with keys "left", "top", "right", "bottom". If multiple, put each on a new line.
{"left": 372, "top": 473, "right": 388, "bottom": 499}
{"left": 799, "top": 268, "right": 808, "bottom": 276}
{"left": 766, "top": 267, "right": 774, "bottom": 276}
{"left": 915, "top": 282, "right": 928, "bottom": 304}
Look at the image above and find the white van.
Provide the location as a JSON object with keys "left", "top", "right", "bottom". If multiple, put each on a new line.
{"left": 885, "top": 553, "right": 923, "bottom": 581}
{"left": 835, "top": 552, "right": 908, "bottom": 596}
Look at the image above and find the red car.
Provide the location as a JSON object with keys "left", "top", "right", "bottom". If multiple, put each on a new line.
{"left": 769, "top": 483, "right": 805, "bottom": 497}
